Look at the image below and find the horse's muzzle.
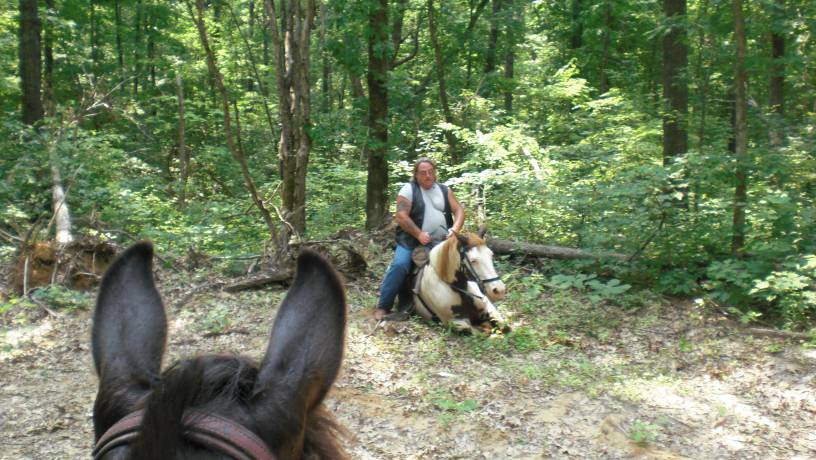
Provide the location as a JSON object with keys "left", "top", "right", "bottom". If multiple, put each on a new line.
{"left": 485, "top": 281, "right": 506, "bottom": 301}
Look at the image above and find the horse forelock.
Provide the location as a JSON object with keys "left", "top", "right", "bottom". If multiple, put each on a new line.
{"left": 128, "top": 355, "right": 258, "bottom": 458}
{"left": 116, "top": 355, "right": 347, "bottom": 459}
{"left": 463, "top": 233, "right": 486, "bottom": 248}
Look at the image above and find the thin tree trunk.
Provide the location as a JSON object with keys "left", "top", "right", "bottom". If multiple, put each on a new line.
{"left": 599, "top": 1, "right": 612, "bottom": 93}
{"left": 365, "top": 0, "right": 389, "bottom": 230}
{"left": 114, "top": 0, "right": 124, "bottom": 78}
{"left": 662, "top": 0, "right": 688, "bottom": 167}
{"left": 188, "top": 0, "right": 279, "bottom": 242}
{"left": 320, "top": 2, "right": 331, "bottom": 113}
{"left": 19, "top": 0, "right": 43, "bottom": 125}
{"left": 428, "top": 0, "right": 458, "bottom": 160}
{"left": 90, "top": 0, "right": 99, "bottom": 71}
{"left": 570, "top": 0, "right": 582, "bottom": 49}
{"left": 482, "top": 0, "right": 501, "bottom": 95}
{"left": 768, "top": 0, "right": 784, "bottom": 148}
{"left": 731, "top": 0, "right": 748, "bottom": 255}
{"left": 226, "top": 2, "right": 277, "bottom": 142}
{"left": 44, "top": 0, "right": 55, "bottom": 116}
{"left": 264, "top": 0, "right": 315, "bottom": 235}
{"left": 176, "top": 74, "right": 189, "bottom": 207}
{"left": 465, "top": 0, "right": 490, "bottom": 89}
{"left": 133, "top": 0, "right": 142, "bottom": 95}
{"left": 49, "top": 147, "right": 73, "bottom": 245}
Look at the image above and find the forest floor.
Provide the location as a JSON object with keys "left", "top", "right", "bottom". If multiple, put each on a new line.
{"left": 1, "top": 239, "right": 815, "bottom": 460}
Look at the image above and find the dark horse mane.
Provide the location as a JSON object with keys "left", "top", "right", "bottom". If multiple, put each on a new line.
{"left": 92, "top": 242, "right": 348, "bottom": 460}
{"left": 101, "top": 356, "right": 345, "bottom": 459}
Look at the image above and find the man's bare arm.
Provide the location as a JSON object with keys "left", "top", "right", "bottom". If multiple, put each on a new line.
{"left": 395, "top": 196, "right": 421, "bottom": 238}
{"left": 448, "top": 189, "right": 465, "bottom": 233}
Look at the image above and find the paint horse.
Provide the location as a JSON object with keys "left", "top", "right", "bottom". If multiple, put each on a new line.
{"left": 91, "top": 242, "right": 348, "bottom": 460}
{"left": 412, "top": 229, "right": 509, "bottom": 334}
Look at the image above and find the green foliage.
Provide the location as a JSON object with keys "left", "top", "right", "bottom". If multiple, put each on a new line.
{"left": 629, "top": 420, "right": 661, "bottom": 446}
{"left": 30, "top": 285, "right": 91, "bottom": 311}
{"left": 548, "top": 273, "right": 632, "bottom": 305}
{"left": 201, "top": 303, "right": 232, "bottom": 334}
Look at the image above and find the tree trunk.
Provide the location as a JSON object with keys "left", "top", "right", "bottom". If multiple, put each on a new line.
{"left": 365, "top": 0, "right": 389, "bottom": 230}
{"left": 133, "top": 0, "right": 142, "bottom": 95}
{"left": 731, "top": 0, "right": 748, "bottom": 255}
{"left": 264, "top": 0, "right": 316, "bottom": 235}
{"left": 49, "top": 147, "right": 73, "bottom": 245}
{"left": 599, "top": 1, "right": 612, "bottom": 93}
{"left": 428, "top": 0, "right": 458, "bottom": 160}
{"left": 19, "top": 0, "right": 43, "bottom": 125}
{"left": 482, "top": 0, "right": 501, "bottom": 95}
{"left": 465, "top": 0, "right": 490, "bottom": 89}
{"left": 570, "top": 0, "right": 582, "bottom": 49}
{"left": 90, "top": 0, "right": 99, "bottom": 71}
{"left": 114, "top": 0, "right": 124, "bottom": 78}
{"left": 43, "top": 0, "right": 55, "bottom": 115}
{"left": 176, "top": 74, "right": 189, "bottom": 207}
{"left": 319, "top": 2, "right": 331, "bottom": 113}
{"left": 662, "top": 0, "right": 688, "bottom": 167}
{"left": 189, "top": 0, "right": 279, "bottom": 243}
{"left": 768, "top": 0, "right": 785, "bottom": 148}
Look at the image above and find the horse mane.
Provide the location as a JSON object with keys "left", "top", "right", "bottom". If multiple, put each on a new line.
{"left": 461, "top": 233, "right": 486, "bottom": 248}
{"left": 127, "top": 355, "right": 347, "bottom": 459}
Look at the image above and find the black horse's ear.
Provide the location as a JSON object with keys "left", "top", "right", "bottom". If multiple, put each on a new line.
{"left": 477, "top": 224, "right": 487, "bottom": 239}
{"left": 92, "top": 242, "right": 167, "bottom": 436}
{"left": 252, "top": 249, "right": 346, "bottom": 455}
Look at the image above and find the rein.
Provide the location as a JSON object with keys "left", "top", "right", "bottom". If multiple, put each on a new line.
{"left": 93, "top": 409, "right": 276, "bottom": 460}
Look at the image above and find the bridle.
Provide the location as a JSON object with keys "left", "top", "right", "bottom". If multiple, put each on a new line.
{"left": 93, "top": 409, "right": 276, "bottom": 460}
{"left": 458, "top": 244, "right": 501, "bottom": 296}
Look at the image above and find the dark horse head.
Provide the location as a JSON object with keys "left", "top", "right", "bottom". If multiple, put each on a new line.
{"left": 91, "top": 242, "right": 347, "bottom": 460}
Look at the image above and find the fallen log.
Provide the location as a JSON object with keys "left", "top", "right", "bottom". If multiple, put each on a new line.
{"left": 485, "top": 237, "right": 627, "bottom": 261}
{"left": 222, "top": 269, "right": 292, "bottom": 292}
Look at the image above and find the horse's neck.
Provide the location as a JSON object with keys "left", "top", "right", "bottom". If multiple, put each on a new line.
{"left": 429, "top": 239, "right": 460, "bottom": 284}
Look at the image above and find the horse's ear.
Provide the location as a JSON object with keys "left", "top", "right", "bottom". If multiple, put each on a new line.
{"left": 92, "top": 242, "right": 167, "bottom": 435}
{"left": 477, "top": 224, "right": 487, "bottom": 238}
{"left": 252, "top": 249, "right": 346, "bottom": 454}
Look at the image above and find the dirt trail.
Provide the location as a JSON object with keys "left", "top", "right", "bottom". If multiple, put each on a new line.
{"left": 1, "top": 272, "right": 815, "bottom": 459}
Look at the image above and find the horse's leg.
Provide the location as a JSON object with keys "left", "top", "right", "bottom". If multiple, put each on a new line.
{"left": 450, "top": 317, "right": 484, "bottom": 335}
{"left": 467, "top": 281, "right": 509, "bottom": 332}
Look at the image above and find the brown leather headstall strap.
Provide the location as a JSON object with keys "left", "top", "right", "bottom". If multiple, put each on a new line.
{"left": 92, "top": 409, "right": 276, "bottom": 460}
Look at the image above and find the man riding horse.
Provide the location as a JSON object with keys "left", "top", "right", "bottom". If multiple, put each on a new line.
{"left": 374, "top": 158, "right": 465, "bottom": 321}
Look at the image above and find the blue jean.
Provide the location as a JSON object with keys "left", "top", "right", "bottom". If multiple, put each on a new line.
{"left": 377, "top": 244, "right": 413, "bottom": 310}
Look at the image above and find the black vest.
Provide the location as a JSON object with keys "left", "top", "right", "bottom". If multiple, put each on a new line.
{"left": 395, "top": 181, "right": 453, "bottom": 249}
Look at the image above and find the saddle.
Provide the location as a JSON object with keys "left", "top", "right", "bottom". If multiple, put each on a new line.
{"left": 395, "top": 246, "right": 431, "bottom": 313}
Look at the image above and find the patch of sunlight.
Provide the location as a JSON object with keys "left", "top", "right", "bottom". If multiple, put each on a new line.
{"left": 0, "top": 319, "right": 55, "bottom": 360}
{"left": 714, "top": 394, "right": 777, "bottom": 429}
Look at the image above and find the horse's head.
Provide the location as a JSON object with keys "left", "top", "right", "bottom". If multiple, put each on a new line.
{"left": 456, "top": 227, "right": 506, "bottom": 302}
{"left": 91, "top": 242, "right": 347, "bottom": 460}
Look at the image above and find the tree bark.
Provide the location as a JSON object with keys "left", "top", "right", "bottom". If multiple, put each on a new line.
{"left": 114, "top": 0, "right": 124, "bottom": 78}
{"left": 486, "top": 237, "right": 627, "bottom": 261}
{"left": 365, "top": 0, "right": 389, "bottom": 230}
{"left": 570, "top": 0, "right": 582, "bottom": 49}
{"left": 731, "top": 0, "right": 748, "bottom": 255}
{"left": 264, "top": 0, "right": 315, "bottom": 235}
{"left": 19, "top": 0, "right": 43, "bottom": 125}
{"left": 662, "top": 0, "right": 688, "bottom": 167}
{"left": 189, "top": 0, "right": 279, "bottom": 243}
